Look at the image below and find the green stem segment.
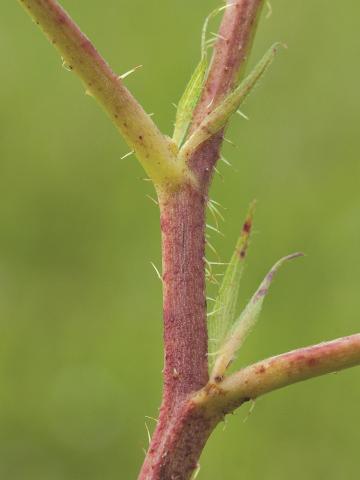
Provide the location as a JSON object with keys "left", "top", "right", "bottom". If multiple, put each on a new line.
{"left": 18, "top": 0, "right": 190, "bottom": 188}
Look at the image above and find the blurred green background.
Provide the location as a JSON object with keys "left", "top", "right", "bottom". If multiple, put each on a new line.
{"left": 0, "top": 1, "right": 359, "bottom": 479}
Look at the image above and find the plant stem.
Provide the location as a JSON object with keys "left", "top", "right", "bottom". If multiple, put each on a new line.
{"left": 195, "top": 334, "right": 360, "bottom": 415}
{"left": 18, "top": 0, "right": 189, "bottom": 187}
{"left": 159, "top": 184, "right": 209, "bottom": 411}
{"left": 140, "top": 334, "right": 360, "bottom": 479}
{"left": 192, "top": 0, "right": 264, "bottom": 130}
{"left": 140, "top": 2, "right": 266, "bottom": 478}
{"left": 139, "top": 397, "right": 218, "bottom": 480}
{"left": 187, "top": 0, "right": 265, "bottom": 186}
{"left": 139, "top": 182, "right": 209, "bottom": 479}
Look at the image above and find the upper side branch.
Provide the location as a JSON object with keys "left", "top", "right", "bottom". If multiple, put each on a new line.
{"left": 186, "top": 0, "right": 265, "bottom": 185}
{"left": 191, "top": 0, "right": 264, "bottom": 132}
{"left": 194, "top": 334, "right": 360, "bottom": 416}
{"left": 18, "top": 0, "right": 191, "bottom": 189}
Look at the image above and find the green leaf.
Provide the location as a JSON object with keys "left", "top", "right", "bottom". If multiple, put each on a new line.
{"left": 210, "top": 252, "right": 304, "bottom": 382}
{"left": 201, "top": 4, "right": 229, "bottom": 57}
{"left": 173, "top": 56, "right": 208, "bottom": 147}
{"left": 208, "top": 202, "right": 256, "bottom": 362}
{"left": 180, "top": 43, "right": 283, "bottom": 159}
{"left": 173, "top": 3, "right": 233, "bottom": 147}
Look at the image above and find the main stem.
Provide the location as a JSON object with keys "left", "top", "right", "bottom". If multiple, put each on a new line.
{"left": 159, "top": 185, "right": 209, "bottom": 411}
{"left": 139, "top": 183, "right": 210, "bottom": 479}
{"left": 140, "top": 2, "right": 266, "bottom": 478}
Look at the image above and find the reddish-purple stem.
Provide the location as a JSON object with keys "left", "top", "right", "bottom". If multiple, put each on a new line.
{"left": 139, "top": 184, "right": 210, "bottom": 480}
{"left": 188, "top": 0, "right": 264, "bottom": 186}
{"left": 160, "top": 186, "right": 209, "bottom": 412}
{"left": 140, "top": 2, "right": 265, "bottom": 478}
{"left": 192, "top": 0, "right": 264, "bottom": 129}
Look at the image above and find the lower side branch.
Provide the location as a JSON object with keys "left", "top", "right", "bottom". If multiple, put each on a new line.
{"left": 195, "top": 334, "right": 360, "bottom": 415}
{"left": 140, "top": 334, "right": 359, "bottom": 480}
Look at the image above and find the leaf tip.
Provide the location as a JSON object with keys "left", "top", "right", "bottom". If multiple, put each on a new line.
{"left": 283, "top": 251, "right": 305, "bottom": 262}
{"left": 256, "top": 251, "right": 304, "bottom": 298}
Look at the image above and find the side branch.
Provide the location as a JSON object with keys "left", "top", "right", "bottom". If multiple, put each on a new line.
{"left": 187, "top": 0, "right": 265, "bottom": 185}
{"left": 191, "top": 0, "right": 264, "bottom": 130}
{"left": 18, "top": 0, "right": 189, "bottom": 188}
{"left": 195, "top": 334, "right": 360, "bottom": 415}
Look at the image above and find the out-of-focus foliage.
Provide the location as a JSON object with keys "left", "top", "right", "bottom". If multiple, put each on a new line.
{"left": 0, "top": 1, "right": 359, "bottom": 479}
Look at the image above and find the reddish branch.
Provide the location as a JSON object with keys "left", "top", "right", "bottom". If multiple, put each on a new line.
{"left": 140, "top": 2, "right": 267, "bottom": 478}
{"left": 188, "top": 0, "right": 264, "bottom": 186}
{"left": 196, "top": 334, "right": 360, "bottom": 416}
{"left": 192, "top": 0, "right": 264, "bottom": 129}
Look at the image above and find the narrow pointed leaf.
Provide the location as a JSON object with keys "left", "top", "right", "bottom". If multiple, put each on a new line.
{"left": 208, "top": 202, "right": 256, "bottom": 362}
{"left": 180, "top": 43, "right": 282, "bottom": 159}
{"left": 173, "top": 3, "right": 235, "bottom": 148}
{"left": 211, "top": 252, "right": 304, "bottom": 382}
{"left": 201, "top": 5, "right": 229, "bottom": 57}
{"left": 173, "top": 56, "right": 209, "bottom": 147}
